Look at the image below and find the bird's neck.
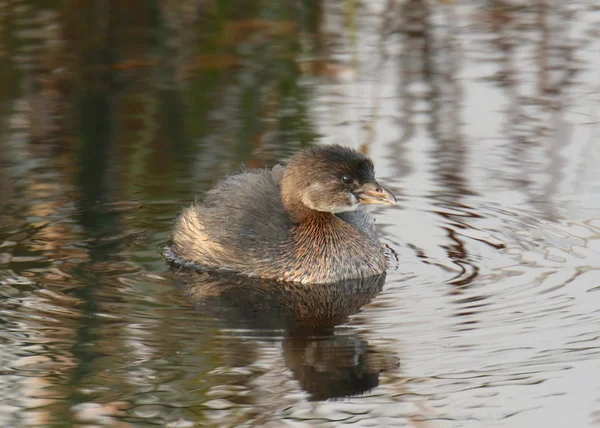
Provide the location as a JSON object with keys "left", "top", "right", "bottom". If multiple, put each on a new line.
{"left": 282, "top": 188, "right": 319, "bottom": 223}
{"left": 291, "top": 210, "right": 352, "bottom": 247}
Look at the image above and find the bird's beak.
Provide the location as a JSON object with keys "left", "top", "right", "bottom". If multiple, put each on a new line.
{"left": 355, "top": 181, "right": 396, "bottom": 206}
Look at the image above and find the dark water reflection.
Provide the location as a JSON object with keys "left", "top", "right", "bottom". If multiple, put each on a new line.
{"left": 177, "top": 270, "right": 396, "bottom": 401}
{"left": 1, "top": 0, "right": 600, "bottom": 427}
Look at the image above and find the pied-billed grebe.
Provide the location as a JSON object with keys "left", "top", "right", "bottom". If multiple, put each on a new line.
{"left": 167, "top": 144, "right": 396, "bottom": 283}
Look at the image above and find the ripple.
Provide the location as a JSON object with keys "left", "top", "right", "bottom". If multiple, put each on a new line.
{"left": 0, "top": 0, "right": 599, "bottom": 426}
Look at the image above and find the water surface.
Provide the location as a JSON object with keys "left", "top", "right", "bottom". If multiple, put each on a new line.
{"left": 1, "top": 1, "right": 600, "bottom": 427}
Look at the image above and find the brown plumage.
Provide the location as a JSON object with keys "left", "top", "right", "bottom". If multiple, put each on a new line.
{"left": 165, "top": 144, "right": 396, "bottom": 283}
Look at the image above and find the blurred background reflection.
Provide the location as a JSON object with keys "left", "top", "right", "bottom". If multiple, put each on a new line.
{"left": 1, "top": 1, "right": 599, "bottom": 427}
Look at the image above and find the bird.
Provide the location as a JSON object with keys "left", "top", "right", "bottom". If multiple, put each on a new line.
{"left": 165, "top": 144, "right": 396, "bottom": 284}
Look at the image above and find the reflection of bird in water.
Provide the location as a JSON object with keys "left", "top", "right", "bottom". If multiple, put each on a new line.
{"left": 176, "top": 269, "right": 386, "bottom": 329}
{"left": 283, "top": 332, "right": 399, "bottom": 401}
{"left": 166, "top": 145, "right": 396, "bottom": 283}
{"left": 172, "top": 269, "right": 399, "bottom": 400}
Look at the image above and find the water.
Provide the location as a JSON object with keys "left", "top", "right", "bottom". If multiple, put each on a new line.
{"left": 1, "top": 0, "right": 599, "bottom": 426}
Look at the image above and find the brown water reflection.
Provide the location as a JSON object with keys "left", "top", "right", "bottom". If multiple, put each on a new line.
{"left": 1, "top": 0, "right": 600, "bottom": 427}
{"left": 177, "top": 269, "right": 397, "bottom": 401}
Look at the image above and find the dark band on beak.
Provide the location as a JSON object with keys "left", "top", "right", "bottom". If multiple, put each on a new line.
{"left": 355, "top": 181, "right": 396, "bottom": 206}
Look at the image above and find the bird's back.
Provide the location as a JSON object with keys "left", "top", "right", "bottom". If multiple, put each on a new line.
{"left": 170, "top": 166, "right": 291, "bottom": 271}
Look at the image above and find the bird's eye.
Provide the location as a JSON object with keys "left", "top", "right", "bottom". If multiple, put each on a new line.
{"left": 340, "top": 174, "right": 353, "bottom": 185}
